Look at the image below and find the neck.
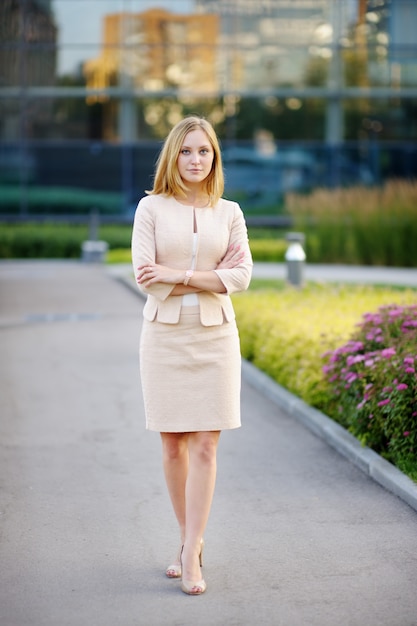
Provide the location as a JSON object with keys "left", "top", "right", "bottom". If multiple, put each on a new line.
{"left": 177, "top": 187, "right": 210, "bottom": 207}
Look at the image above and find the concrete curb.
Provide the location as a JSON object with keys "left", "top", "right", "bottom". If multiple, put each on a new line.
{"left": 241, "top": 359, "right": 417, "bottom": 513}
{"left": 112, "top": 271, "right": 417, "bottom": 514}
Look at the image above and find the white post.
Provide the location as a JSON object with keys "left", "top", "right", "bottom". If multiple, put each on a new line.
{"left": 285, "top": 232, "right": 306, "bottom": 287}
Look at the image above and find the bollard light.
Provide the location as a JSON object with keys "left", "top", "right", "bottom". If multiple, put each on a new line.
{"left": 81, "top": 208, "right": 108, "bottom": 263}
{"left": 285, "top": 232, "right": 306, "bottom": 287}
{"left": 81, "top": 240, "right": 108, "bottom": 263}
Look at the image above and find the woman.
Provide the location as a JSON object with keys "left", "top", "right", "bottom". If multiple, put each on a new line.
{"left": 132, "top": 116, "right": 252, "bottom": 595}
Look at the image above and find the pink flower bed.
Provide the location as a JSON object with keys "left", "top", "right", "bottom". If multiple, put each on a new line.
{"left": 322, "top": 305, "right": 417, "bottom": 476}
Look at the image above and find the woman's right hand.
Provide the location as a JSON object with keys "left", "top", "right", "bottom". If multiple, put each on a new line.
{"left": 216, "top": 244, "right": 245, "bottom": 269}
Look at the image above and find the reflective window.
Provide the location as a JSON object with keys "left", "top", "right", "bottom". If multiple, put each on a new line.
{"left": 1, "top": 0, "right": 416, "bottom": 209}
{"left": 2, "top": 1, "right": 416, "bottom": 92}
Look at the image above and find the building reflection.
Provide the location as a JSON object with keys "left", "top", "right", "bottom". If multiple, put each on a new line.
{"left": 83, "top": 8, "right": 219, "bottom": 140}
{"left": 0, "top": 0, "right": 416, "bottom": 212}
{"left": 84, "top": 8, "right": 219, "bottom": 95}
{"left": 0, "top": 0, "right": 57, "bottom": 139}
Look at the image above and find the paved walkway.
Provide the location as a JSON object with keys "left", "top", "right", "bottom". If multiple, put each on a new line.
{"left": 1, "top": 261, "right": 417, "bottom": 626}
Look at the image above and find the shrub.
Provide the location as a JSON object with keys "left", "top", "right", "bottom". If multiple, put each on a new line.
{"left": 232, "top": 285, "right": 417, "bottom": 479}
{"left": 321, "top": 305, "right": 417, "bottom": 477}
{"left": 233, "top": 284, "right": 417, "bottom": 407}
{"left": 0, "top": 224, "right": 88, "bottom": 258}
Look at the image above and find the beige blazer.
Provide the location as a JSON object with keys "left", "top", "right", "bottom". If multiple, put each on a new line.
{"left": 131, "top": 194, "right": 253, "bottom": 326}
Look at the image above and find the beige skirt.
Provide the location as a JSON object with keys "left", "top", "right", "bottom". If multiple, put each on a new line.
{"left": 139, "top": 306, "right": 242, "bottom": 432}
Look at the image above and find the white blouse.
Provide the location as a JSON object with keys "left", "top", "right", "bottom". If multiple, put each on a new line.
{"left": 182, "top": 232, "right": 199, "bottom": 306}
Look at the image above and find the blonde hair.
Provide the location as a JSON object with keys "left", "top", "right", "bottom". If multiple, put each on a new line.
{"left": 147, "top": 116, "right": 224, "bottom": 205}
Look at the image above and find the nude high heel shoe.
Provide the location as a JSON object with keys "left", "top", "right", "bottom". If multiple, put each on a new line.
{"left": 165, "top": 539, "right": 203, "bottom": 579}
{"left": 180, "top": 542, "right": 206, "bottom": 596}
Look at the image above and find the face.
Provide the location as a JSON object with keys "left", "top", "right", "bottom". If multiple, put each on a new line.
{"left": 177, "top": 129, "right": 214, "bottom": 187}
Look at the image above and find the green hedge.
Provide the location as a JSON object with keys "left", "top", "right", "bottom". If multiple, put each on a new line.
{"left": 0, "top": 223, "right": 287, "bottom": 261}
{"left": 3, "top": 178, "right": 417, "bottom": 266}
{"left": 0, "top": 224, "right": 133, "bottom": 259}
{"left": 3, "top": 179, "right": 417, "bottom": 266}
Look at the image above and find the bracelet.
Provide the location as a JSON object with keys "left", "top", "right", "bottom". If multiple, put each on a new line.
{"left": 184, "top": 269, "right": 194, "bottom": 286}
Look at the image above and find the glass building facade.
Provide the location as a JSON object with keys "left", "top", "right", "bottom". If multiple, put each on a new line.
{"left": 1, "top": 0, "right": 416, "bottom": 214}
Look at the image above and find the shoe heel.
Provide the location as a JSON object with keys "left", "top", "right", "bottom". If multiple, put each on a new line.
{"left": 199, "top": 538, "right": 204, "bottom": 568}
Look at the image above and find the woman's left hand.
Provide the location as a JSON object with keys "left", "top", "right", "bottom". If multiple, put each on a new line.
{"left": 137, "top": 263, "right": 183, "bottom": 287}
{"left": 216, "top": 244, "right": 245, "bottom": 269}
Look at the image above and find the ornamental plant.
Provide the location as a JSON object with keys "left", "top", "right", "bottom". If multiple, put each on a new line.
{"left": 322, "top": 304, "right": 417, "bottom": 475}
{"left": 287, "top": 180, "right": 417, "bottom": 266}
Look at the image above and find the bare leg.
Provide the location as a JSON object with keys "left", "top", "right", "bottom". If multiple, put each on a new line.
{"left": 160, "top": 432, "right": 189, "bottom": 544}
{"left": 181, "top": 430, "right": 220, "bottom": 587}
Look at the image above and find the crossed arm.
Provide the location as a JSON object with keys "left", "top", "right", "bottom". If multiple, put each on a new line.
{"left": 136, "top": 243, "right": 246, "bottom": 295}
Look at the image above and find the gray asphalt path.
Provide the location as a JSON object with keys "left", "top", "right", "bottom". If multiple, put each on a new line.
{"left": 1, "top": 261, "right": 417, "bottom": 626}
